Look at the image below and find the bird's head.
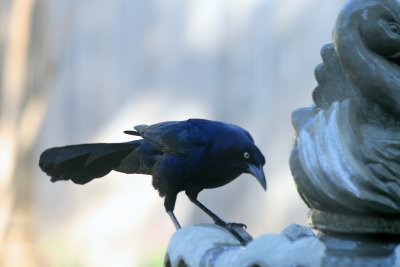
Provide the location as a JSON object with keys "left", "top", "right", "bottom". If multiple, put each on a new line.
{"left": 213, "top": 124, "right": 267, "bottom": 190}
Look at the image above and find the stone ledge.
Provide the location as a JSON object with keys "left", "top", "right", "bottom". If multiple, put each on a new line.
{"left": 309, "top": 210, "right": 400, "bottom": 235}
{"left": 165, "top": 224, "right": 325, "bottom": 267}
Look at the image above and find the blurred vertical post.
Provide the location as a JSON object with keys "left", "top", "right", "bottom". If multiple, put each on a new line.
{"left": 0, "top": 0, "right": 45, "bottom": 266}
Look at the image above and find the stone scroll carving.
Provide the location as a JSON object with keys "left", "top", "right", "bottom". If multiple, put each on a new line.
{"left": 290, "top": 0, "right": 400, "bottom": 228}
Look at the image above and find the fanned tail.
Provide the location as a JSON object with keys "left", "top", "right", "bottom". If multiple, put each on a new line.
{"left": 39, "top": 141, "right": 141, "bottom": 184}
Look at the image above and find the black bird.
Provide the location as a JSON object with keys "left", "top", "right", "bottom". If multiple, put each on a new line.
{"left": 39, "top": 119, "right": 266, "bottom": 238}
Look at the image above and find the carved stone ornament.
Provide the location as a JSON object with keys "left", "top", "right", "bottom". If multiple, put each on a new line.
{"left": 165, "top": 0, "right": 400, "bottom": 266}
{"left": 291, "top": 0, "right": 400, "bottom": 223}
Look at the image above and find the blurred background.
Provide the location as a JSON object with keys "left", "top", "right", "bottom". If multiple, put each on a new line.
{"left": 1, "top": 0, "right": 344, "bottom": 266}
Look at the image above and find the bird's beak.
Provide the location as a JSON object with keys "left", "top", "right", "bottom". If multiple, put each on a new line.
{"left": 247, "top": 164, "right": 267, "bottom": 191}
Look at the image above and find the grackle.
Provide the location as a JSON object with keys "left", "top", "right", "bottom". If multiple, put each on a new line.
{"left": 39, "top": 119, "right": 266, "bottom": 242}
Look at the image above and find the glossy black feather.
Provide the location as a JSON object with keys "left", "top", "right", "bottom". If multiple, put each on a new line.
{"left": 39, "top": 142, "right": 141, "bottom": 184}
{"left": 39, "top": 118, "right": 266, "bottom": 234}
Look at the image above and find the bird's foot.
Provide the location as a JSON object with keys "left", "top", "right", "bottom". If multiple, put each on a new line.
{"left": 213, "top": 219, "right": 252, "bottom": 245}
{"left": 215, "top": 219, "right": 247, "bottom": 230}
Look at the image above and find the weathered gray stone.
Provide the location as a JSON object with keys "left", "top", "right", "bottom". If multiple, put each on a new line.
{"left": 309, "top": 210, "right": 400, "bottom": 234}
{"left": 166, "top": 224, "right": 325, "bottom": 267}
{"left": 281, "top": 223, "right": 315, "bottom": 241}
{"left": 290, "top": 0, "right": 400, "bottom": 225}
{"left": 289, "top": 0, "right": 400, "bottom": 265}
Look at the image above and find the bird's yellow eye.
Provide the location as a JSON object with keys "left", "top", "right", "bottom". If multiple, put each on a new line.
{"left": 243, "top": 152, "right": 250, "bottom": 159}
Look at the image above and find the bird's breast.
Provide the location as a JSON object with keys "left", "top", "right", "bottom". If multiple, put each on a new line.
{"left": 183, "top": 156, "right": 241, "bottom": 189}
{"left": 153, "top": 150, "right": 241, "bottom": 192}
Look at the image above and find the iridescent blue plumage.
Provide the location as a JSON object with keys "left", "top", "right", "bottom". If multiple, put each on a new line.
{"left": 39, "top": 119, "right": 266, "bottom": 239}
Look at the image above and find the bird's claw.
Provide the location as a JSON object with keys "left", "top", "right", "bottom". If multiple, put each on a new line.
{"left": 213, "top": 219, "right": 251, "bottom": 245}
{"left": 231, "top": 222, "right": 247, "bottom": 229}
{"left": 214, "top": 219, "right": 247, "bottom": 230}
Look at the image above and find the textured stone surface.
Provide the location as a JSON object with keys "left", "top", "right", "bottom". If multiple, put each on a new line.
{"left": 165, "top": 224, "right": 325, "bottom": 267}
{"left": 288, "top": 0, "right": 400, "bottom": 265}
{"left": 309, "top": 210, "right": 400, "bottom": 234}
{"left": 290, "top": 0, "right": 400, "bottom": 221}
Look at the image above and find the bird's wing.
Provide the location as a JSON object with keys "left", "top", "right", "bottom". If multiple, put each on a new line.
{"left": 133, "top": 121, "right": 202, "bottom": 156}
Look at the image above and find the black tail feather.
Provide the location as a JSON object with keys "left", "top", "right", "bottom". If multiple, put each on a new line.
{"left": 39, "top": 142, "right": 140, "bottom": 184}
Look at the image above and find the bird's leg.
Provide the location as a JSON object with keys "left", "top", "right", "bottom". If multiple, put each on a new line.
{"left": 167, "top": 210, "right": 181, "bottom": 230}
{"left": 165, "top": 193, "right": 182, "bottom": 230}
{"left": 185, "top": 191, "right": 252, "bottom": 245}
{"left": 188, "top": 196, "right": 252, "bottom": 245}
{"left": 188, "top": 196, "right": 247, "bottom": 229}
